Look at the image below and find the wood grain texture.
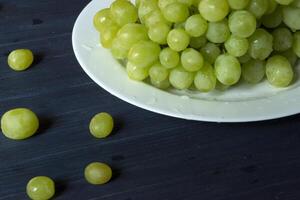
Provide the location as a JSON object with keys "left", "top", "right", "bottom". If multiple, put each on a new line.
{"left": 1, "top": 1, "right": 300, "bottom": 200}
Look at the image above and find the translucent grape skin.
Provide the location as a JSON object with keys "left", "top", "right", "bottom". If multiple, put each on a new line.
{"left": 247, "top": 0, "right": 269, "bottom": 19}
{"left": 181, "top": 48, "right": 204, "bottom": 72}
{"left": 159, "top": 47, "right": 180, "bottom": 69}
{"left": 261, "top": 6, "right": 282, "bottom": 28}
{"left": 148, "top": 22, "right": 170, "bottom": 44}
{"left": 1, "top": 108, "right": 39, "bottom": 140}
{"left": 275, "top": 0, "right": 293, "bottom": 5}
{"left": 272, "top": 27, "right": 293, "bottom": 52}
{"left": 144, "top": 9, "right": 170, "bottom": 28}
{"left": 194, "top": 62, "right": 217, "bottom": 92}
{"left": 227, "top": 0, "right": 250, "bottom": 10}
{"left": 126, "top": 61, "right": 149, "bottom": 81}
{"left": 242, "top": 59, "right": 265, "bottom": 84}
{"left": 93, "top": 8, "right": 115, "bottom": 32}
{"left": 198, "top": 0, "right": 229, "bottom": 22}
{"left": 224, "top": 35, "right": 249, "bottom": 57}
{"left": 167, "top": 29, "right": 190, "bottom": 52}
{"left": 149, "top": 62, "right": 169, "bottom": 82}
{"left": 7, "top": 49, "right": 34, "bottom": 71}
{"left": 169, "top": 66, "right": 194, "bottom": 89}
{"left": 162, "top": 2, "right": 189, "bottom": 23}
{"left": 266, "top": 0, "right": 278, "bottom": 14}
{"left": 248, "top": 28, "right": 274, "bottom": 60}
{"left": 293, "top": 32, "right": 300, "bottom": 57}
{"left": 215, "top": 54, "right": 242, "bottom": 86}
{"left": 184, "top": 14, "right": 208, "bottom": 37}
{"left": 228, "top": 10, "right": 257, "bottom": 38}
{"left": 100, "top": 24, "right": 119, "bottom": 48}
{"left": 138, "top": 0, "right": 159, "bottom": 24}
{"left": 84, "top": 162, "right": 112, "bottom": 185}
{"left": 110, "top": 0, "right": 138, "bottom": 26}
{"left": 266, "top": 55, "right": 294, "bottom": 87}
{"left": 111, "top": 38, "right": 129, "bottom": 59}
{"left": 200, "top": 42, "right": 221, "bottom": 64}
{"left": 282, "top": 6, "right": 300, "bottom": 30}
{"left": 128, "top": 40, "right": 161, "bottom": 68}
{"left": 158, "top": 0, "right": 177, "bottom": 10}
{"left": 26, "top": 176, "right": 55, "bottom": 200}
{"left": 189, "top": 36, "right": 207, "bottom": 49}
{"left": 89, "top": 112, "right": 114, "bottom": 139}
{"left": 206, "top": 20, "right": 230, "bottom": 43}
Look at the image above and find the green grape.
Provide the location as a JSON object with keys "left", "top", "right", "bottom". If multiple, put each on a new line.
{"left": 225, "top": 35, "right": 249, "bottom": 57}
{"left": 117, "top": 23, "right": 148, "bottom": 50}
{"left": 279, "top": 49, "right": 298, "bottom": 66}
{"left": 111, "top": 38, "right": 129, "bottom": 59}
{"left": 159, "top": 47, "right": 180, "bottom": 69}
{"left": 181, "top": 48, "right": 204, "bottom": 72}
{"left": 266, "top": 55, "right": 294, "bottom": 87}
{"left": 206, "top": 20, "right": 230, "bottom": 43}
{"left": 126, "top": 61, "right": 149, "bottom": 81}
{"left": 275, "top": 0, "right": 293, "bottom": 5}
{"left": 265, "top": 0, "right": 278, "bottom": 14}
{"left": 162, "top": 2, "right": 189, "bottom": 23}
{"left": 291, "top": 0, "right": 300, "bottom": 7}
{"left": 149, "top": 62, "right": 169, "bottom": 82}
{"left": 26, "top": 176, "right": 55, "bottom": 200}
{"left": 167, "top": 29, "right": 190, "bottom": 52}
{"left": 185, "top": 14, "right": 208, "bottom": 37}
{"left": 228, "top": 10, "right": 257, "bottom": 38}
{"left": 242, "top": 59, "right": 265, "bottom": 84}
{"left": 227, "top": 0, "right": 250, "bottom": 10}
{"left": 128, "top": 40, "right": 161, "bottom": 68}
{"left": 151, "top": 78, "right": 170, "bottom": 89}
{"left": 194, "top": 62, "right": 216, "bottom": 92}
{"left": 198, "top": 0, "right": 229, "bottom": 22}
{"left": 100, "top": 24, "right": 119, "bottom": 48}
{"left": 144, "top": 9, "right": 170, "bottom": 28}
{"left": 189, "top": 36, "right": 207, "bottom": 49}
{"left": 247, "top": 0, "right": 269, "bottom": 19}
{"left": 148, "top": 23, "right": 170, "bottom": 44}
{"left": 84, "top": 162, "right": 112, "bottom": 185}
{"left": 110, "top": 0, "right": 138, "bottom": 26}
{"left": 238, "top": 53, "right": 251, "bottom": 64}
{"left": 1, "top": 108, "right": 39, "bottom": 140}
{"left": 261, "top": 6, "right": 282, "bottom": 28}
{"left": 200, "top": 42, "right": 221, "bottom": 64}
{"left": 138, "top": 0, "right": 159, "bottom": 24}
{"left": 248, "top": 28, "right": 273, "bottom": 60}
{"left": 169, "top": 66, "right": 194, "bottom": 89}
{"left": 7, "top": 49, "right": 34, "bottom": 71}
{"left": 93, "top": 8, "right": 115, "bottom": 32}
{"left": 158, "top": 0, "right": 177, "bottom": 9}
{"left": 293, "top": 32, "right": 300, "bottom": 57}
{"left": 282, "top": 6, "right": 300, "bottom": 30}
{"left": 215, "top": 54, "right": 242, "bottom": 86}
{"left": 178, "top": 0, "right": 194, "bottom": 6}
{"left": 272, "top": 27, "right": 293, "bottom": 52}
{"left": 89, "top": 112, "right": 114, "bottom": 139}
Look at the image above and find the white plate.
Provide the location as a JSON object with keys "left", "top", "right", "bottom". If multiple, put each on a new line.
{"left": 72, "top": 0, "right": 300, "bottom": 122}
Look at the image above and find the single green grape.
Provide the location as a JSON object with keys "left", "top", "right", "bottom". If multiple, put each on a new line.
{"left": 282, "top": 6, "right": 300, "bottom": 30}
{"left": 242, "top": 59, "right": 265, "bottom": 84}
{"left": 293, "top": 32, "right": 300, "bottom": 57}
{"left": 93, "top": 8, "right": 115, "bottom": 32}
{"left": 148, "top": 22, "right": 170, "bottom": 44}
{"left": 144, "top": 9, "right": 170, "bottom": 28}
{"left": 128, "top": 40, "right": 161, "bottom": 68}
{"left": 89, "top": 112, "right": 114, "bottom": 139}
{"left": 265, "top": 0, "right": 278, "bottom": 14}
{"left": 110, "top": 0, "right": 138, "bottom": 26}
{"left": 26, "top": 176, "right": 55, "bottom": 200}
{"left": 272, "top": 27, "right": 293, "bottom": 52}
{"left": 111, "top": 38, "right": 129, "bottom": 59}
{"left": 247, "top": 0, "right": 269, "bottom": 19}
{"left": 266, "top": 55, "right": 294, "bottom": 87}
{"left": 215, "top": 54, "right": 242, "bottom": 86}
{"left": 7, "top": 49, "right": 34, "bottom": 71}
{"left": 162, "top": 2, "right": 189, "bottom": 23}
{"left": 275, "top": 0, "right": 293, "bottom": 5}
{"left": 181, "top": 48, "right": 204, "bottom": 72}
{"left": 248, "top": 28, "right": 273, "bottom": 60}
{"left": 225, "top": 35, "right": 249, "bottom": 57}
{"left": 84, "top": 162, "right": 112, "bottom": 185}
{"left": 198, "top": 0, "right": 229, "bottom": 22}
{"left": 227, "top": 0, "right": 250, "bottom": 10}
{"left": 228, "top": 10, "right": 257, "bottom": 38}
{"left": 149, "top": 62, "right": 169, "bottom": 82}
{"left": 206, "top": 19, "right": 230, "bottom": 43}
{"left": 167, "top": 29, "right": 190, "bottom": 52}
{"left": 138, "top": 0, "right": 159, "bottom": 24}
{"left": 189, "top": 36, "right": 207, "bottom": 49}
{"left": 261, "top": 6, "right": 282, "bottom": 28}
{"left": 169, "top": 66, "right": 194, "bottom": 89}
{"left": 150, "top": 78, "right": 170, "bottom": 89}
{"left": 159, "top": 47, "right": 180, "bottom": 69}
{"left": 126, "top": 61, "right": 150, "bottom": 81}
{"left": 194, "top": 62, "right": 216, "bottom": 92}
{"left": 100, "top": 24, "right": 119, "bottom": 48}
{"left": 279, "top": 49, "right": 298, "bottom": 66}
{"left": 200, "top": 42, "right": 221, "bottom": 64}
{"left": 185, "top": 14, "right": 208, "bottom": 37}
{"left": 1, "top": 108, "right": 39, "bottom": 140}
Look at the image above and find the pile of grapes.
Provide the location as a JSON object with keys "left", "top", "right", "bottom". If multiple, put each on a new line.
{"left": 94, "top": 0, "right": 300, "bottom": 92}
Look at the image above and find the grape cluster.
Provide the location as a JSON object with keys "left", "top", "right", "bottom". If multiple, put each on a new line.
{"left": 94, "top": 0, "right": 300, "bottom": 91}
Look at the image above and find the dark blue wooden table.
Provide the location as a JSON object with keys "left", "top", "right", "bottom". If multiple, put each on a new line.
{"left": 1, "top": 1, "right": 300, "bottom": 199}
